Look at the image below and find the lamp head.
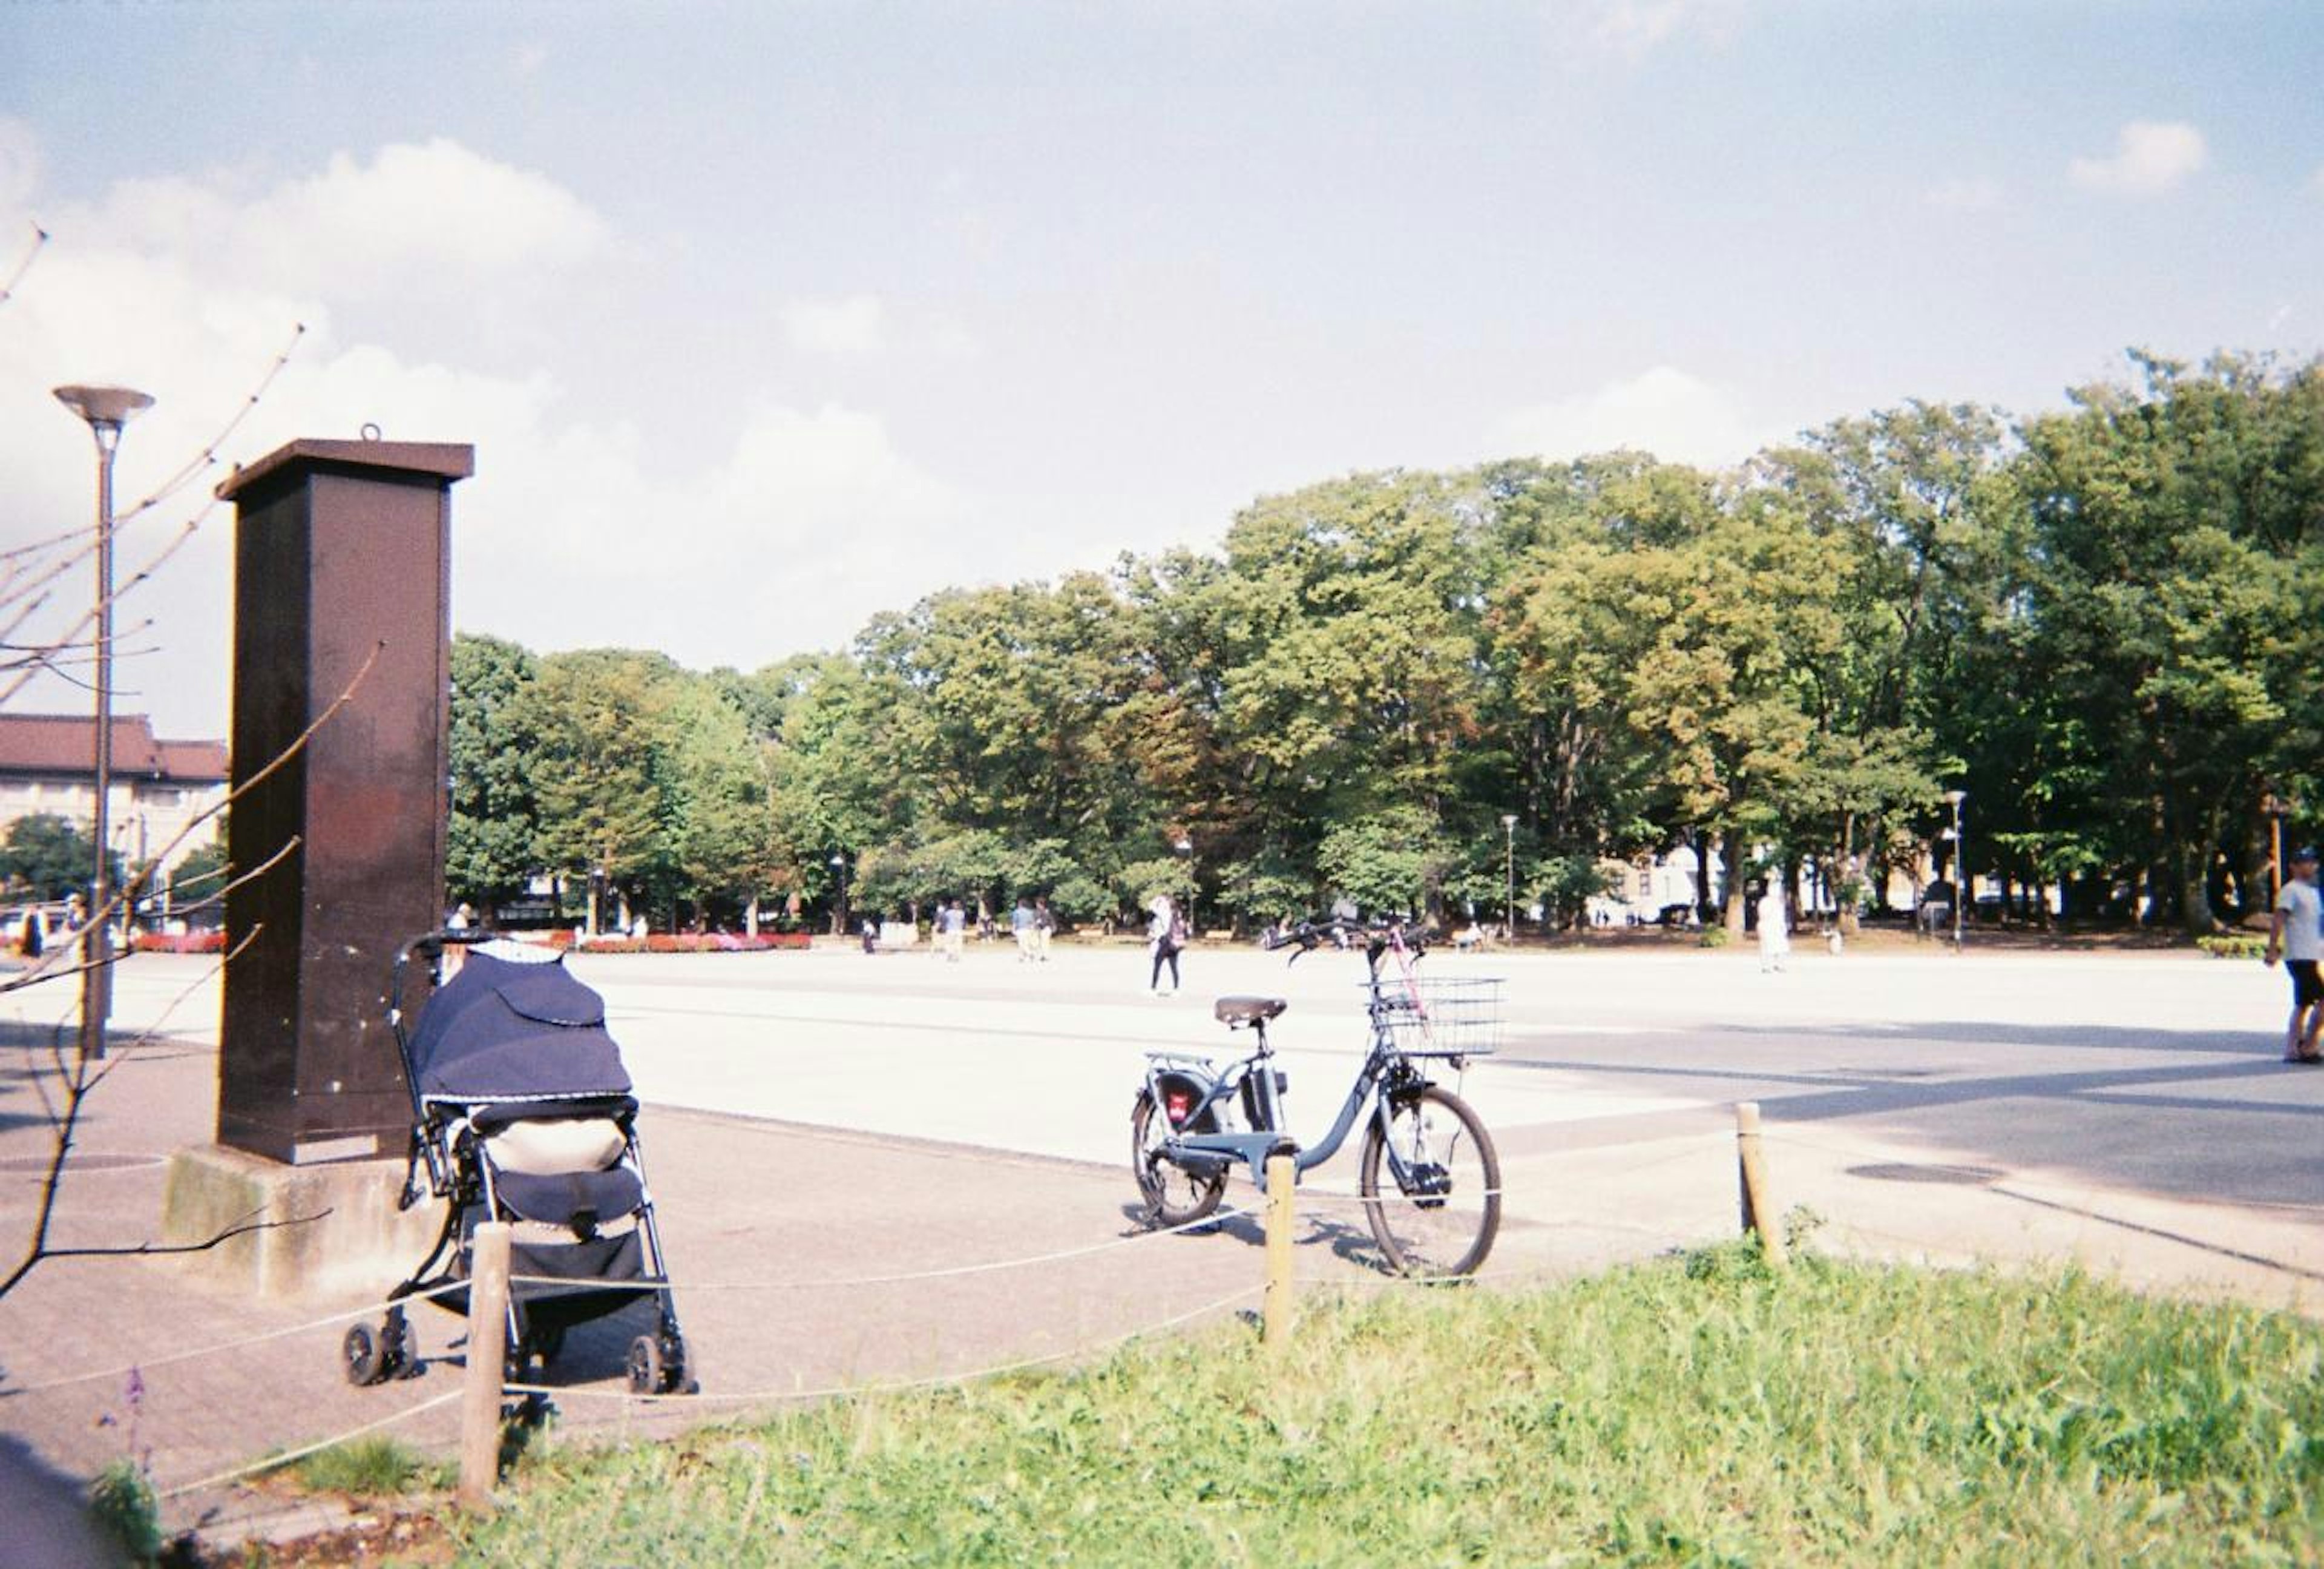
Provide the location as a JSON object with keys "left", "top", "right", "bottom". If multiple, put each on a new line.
{"left": 54, "top": 385, "right": 154, "bottom": 452}
{"left": 1942, "top": 789, "right": 1967, "bottom": 808}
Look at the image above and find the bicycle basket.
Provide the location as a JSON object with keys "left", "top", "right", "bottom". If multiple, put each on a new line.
{"left": 1364, "top": 976, "right": 1502, "bottom": 1058}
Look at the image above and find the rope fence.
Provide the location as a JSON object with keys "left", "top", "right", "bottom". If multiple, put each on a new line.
{"left": 504, "top": 1283, "right": 1262, "bottom": 1410}
{"left": 4, "top": 1278, "right": 470, "bottom": 1396}
{"left": 19, "top": 1096, "right": 2306, "bottom": 1519}
{"left": 157, "top": 1390, "right": 461, "bottom": 1501}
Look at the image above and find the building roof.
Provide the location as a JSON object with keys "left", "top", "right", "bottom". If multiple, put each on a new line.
{"left": 0, "top": 714, "right": 228, "bottom": 783}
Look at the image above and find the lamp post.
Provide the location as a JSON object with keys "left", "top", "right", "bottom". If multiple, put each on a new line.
{"left": 829, "top": 852, "right": 847, "bottom": 937}
{"left": 2264, "top": 788, "right": 2293, "bottom": 904}
{"left": 1173, "top": 837, "right": 1193, "bottom": 936}
{"left": 54, "top": 384, "right": 153, "bottom": 1062}
{"left": 1943, "top": 789, "right": 1968, "bottom": 952}
{"left": 1500, "top": 814, "right": 1517, "bottom": 941}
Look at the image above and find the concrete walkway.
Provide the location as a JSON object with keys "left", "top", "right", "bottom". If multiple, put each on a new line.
{"left": 1, "top": 938, "right": 2319, "bottom": 1553}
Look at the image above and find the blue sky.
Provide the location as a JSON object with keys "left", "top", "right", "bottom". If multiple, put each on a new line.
{"left": 3, "top": 2, "right": 2320, "bottom": 737}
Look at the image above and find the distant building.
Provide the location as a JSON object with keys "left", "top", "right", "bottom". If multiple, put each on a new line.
{"left": 0, "top": 714, "right": 228, "bottom": 878}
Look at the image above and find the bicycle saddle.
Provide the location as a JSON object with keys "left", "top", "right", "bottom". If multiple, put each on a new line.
{"left": 1214, "top": 996, "right": 1288, "bottom": 1025}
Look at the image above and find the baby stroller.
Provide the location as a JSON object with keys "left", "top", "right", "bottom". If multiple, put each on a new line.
{"left": 340, "top": 931, "right": 694, "bottom": 1395}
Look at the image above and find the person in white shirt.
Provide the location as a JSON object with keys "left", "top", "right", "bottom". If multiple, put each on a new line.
{"left": 2264, "top": 845, "right": 2324, "bottom": 1064}
{"left": 1756, "top": 884, "right": 1790, "bottom": 973}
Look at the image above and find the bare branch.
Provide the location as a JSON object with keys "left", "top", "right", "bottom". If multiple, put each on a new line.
{"left": 117, "top": 323, "right": 308, "bottom": 524}
{"left": 151, "top": 838, "right": 302, "bottom": 922}
{"left": 0, "top": 925, "right": 271, "bottom": 1300}
{"left": 0, "top": 524, "right": 85, "bottom": 567}
{"left": 0, "top": 642, "right": 370, "bottom": 1004}
{"left": 0, "top": 510, "right": 209, "bottom": 710}
{"left": 0, "top": 538, "right": 89, "bottom": 628}
{"left": 0, "top": 221, "right": 44, "bottom": 309}
{"left": 21, "top": 1209, "right": 332, "bottom": 1269}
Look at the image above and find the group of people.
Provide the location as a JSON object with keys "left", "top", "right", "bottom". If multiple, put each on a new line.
{"left": 1009, "top": 896, "right": 1056, "bottom": 962}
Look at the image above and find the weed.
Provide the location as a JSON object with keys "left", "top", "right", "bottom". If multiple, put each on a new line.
{"left": 275, "top": 1435, "right": 451, "bottom": 1498}
{"left": 88, "top": 1459, "right": 162, "bottom": 1564}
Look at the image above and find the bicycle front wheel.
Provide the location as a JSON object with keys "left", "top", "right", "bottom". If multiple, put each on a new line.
{"left": 1358, "top": 1085, "right": 1500, "bottom": 1278}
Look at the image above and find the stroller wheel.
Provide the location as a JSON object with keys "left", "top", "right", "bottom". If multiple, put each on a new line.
{"left": 625, "top": 1334, "right": 664, "bottom": 1395}
{"left": 343, "top": 1324, "right": 383, "bottom": 1387}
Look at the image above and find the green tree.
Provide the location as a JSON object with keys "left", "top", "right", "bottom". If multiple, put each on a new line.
{"left": 2010, "top": 352, "right": 2324, "bottom": 931}
{"left": 520, "top": 648, "right": 683, "bottom": 931}
{"left": 447, "top": 633, "right": 544, "bottom": 919}
{"left": 0, "top": 815, "right": 117, "bottom": 901}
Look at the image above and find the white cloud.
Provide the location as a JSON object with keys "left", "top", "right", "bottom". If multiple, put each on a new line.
{"left": 2068, "top": 120, "right": 2207, "bottom": 196}
{"left": 1584, "top": 0, "right": 1749, "bottom": 56}
{"left": 1925, "top": 177, "right": 2003, "bottom": 213}
{"left": 0, "top": 131, "right": 981, "bottom": 732}
{"left": 780, "top": 294, "right": 886, "bottom": 357}
{"left": 0, "top": 117, "right": 39, "bottom": 213}
{"left": 1491, "top": 366, "right": 1762, "bottom": 469}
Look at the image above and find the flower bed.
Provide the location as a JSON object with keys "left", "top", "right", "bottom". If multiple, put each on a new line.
{"left": 547, "top": 930, "right": 814, "bottom": 954}
{"left": 133, "top": 930, "right": 228, "bottom": 955}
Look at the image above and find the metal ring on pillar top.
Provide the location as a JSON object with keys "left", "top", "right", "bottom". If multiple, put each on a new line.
{"left": 360, "top": 422, "right": 382, "bottom": 441}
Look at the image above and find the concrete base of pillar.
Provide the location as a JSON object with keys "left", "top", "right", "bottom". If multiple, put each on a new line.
{"left": 160, "top": 1144, "right": 446, "bottom": 1300}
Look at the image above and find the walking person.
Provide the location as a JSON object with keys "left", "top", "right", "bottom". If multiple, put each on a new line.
{"left": 1147, "top": 895, "right": 1184, "bottom": 995}
{"left": 940, "top": 898, "right": 966, "bottom": 964}
{"left": 1031, "top": 896, "right": 1054, "bottom": 962}
{"left": 2265, "top": 845, "right": 2324, "bottom": 1062}
{"left": 1011, "top": 896, "right": 1037, "bottom": 961}
{"left": 1756, "top": 882, "right": 1790, "bottom": 974}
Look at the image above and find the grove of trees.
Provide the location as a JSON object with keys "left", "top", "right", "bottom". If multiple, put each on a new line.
{"left": 448, "top": 350, "right": 2324, "bottom": 939}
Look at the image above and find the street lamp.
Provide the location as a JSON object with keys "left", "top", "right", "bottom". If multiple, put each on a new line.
{"left": 1500, "top": 814, "right": 1517, "bottom": 941}
{"left": 1173, "top": 837, "right": 1193, "bottom": 935}
{"left": 54, "top": 384, "right": 153, "bottom": 1062}
{"left": 829, "top": 852, "right": 847, "bottom": 936}
{"left": 1943, "top": 788, "right": 1968, "bottom": 952}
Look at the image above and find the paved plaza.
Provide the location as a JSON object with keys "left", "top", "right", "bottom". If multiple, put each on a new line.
{"left": 2, "top": 936, "right": 2321, "bottom": 1546}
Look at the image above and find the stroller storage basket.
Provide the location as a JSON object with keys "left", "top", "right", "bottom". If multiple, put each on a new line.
{"left": 1363, "top": 976, "right": 1502, "bottom": 1058}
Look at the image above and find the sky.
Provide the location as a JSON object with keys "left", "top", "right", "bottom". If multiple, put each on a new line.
{"left": 2, "top": 1, "right": 2320, "bottom": 740}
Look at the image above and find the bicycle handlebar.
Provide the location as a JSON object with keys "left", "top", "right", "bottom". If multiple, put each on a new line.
{"left": 1265, "top": 916, "right": 1430, "bottom": 969}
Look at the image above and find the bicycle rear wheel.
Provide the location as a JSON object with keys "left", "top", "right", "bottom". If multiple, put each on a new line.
{"left": 1357, "top": 1085, "right": 1500, "bottom": 1278}
{"left": 1131, "top": 1089, "right": 1226, "bottom": 1228}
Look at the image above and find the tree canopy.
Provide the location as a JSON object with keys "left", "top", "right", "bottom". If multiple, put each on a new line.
{"left": 449, "top": 350, "right": 2324, "bottom": 936}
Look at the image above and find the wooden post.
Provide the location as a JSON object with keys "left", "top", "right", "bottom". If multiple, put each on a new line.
{"left": 1262, "top": 1151, "right": 1296, "bottom": 1346}
{"left": 1734, "top": 1103, "right": 1787, "bottom": 1269}
{"left": 459, "top": 1220, "right": 512, "bottom": 1510}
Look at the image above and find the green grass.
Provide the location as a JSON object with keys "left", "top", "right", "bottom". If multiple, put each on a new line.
{"left": 447, "top": 1249, "right": 2324, "bottom": 1566}
{"left": 269, "top": 1435, "right": 451, "bottom": 1499}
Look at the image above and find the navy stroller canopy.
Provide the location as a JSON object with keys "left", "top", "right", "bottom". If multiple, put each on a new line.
{"left": 409, "top": 950, "right": 632, "bottom": 1104}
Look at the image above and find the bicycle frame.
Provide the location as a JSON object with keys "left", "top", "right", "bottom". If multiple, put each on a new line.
{"left": 1143, "top": 1021, "right": 1434, "bottom": 1194}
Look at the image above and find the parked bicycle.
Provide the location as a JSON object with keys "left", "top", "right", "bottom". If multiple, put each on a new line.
{"left": 1130, "top": 916, "right": 1503, "bottom": 1278}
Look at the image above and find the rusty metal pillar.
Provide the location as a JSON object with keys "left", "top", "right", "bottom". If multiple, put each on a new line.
{"left": 214, "top": 439, "right": 472, "bottom": 1164}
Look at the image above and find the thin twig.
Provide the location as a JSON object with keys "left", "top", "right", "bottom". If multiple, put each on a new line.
{"left": 118, "top": 323, "right": 307, "bottom": 524}
{"left": 0, "top": 926, "right": 268, "bottom": 1300}
{"left": 0, "top": 638, "right": 375, "bottom": 1000}
{"left": 0, "top": 222, "right": 44, "bottom": 308}
{"left": 31, "top": 1209, "right": 332, "bottom": 1266}
{"left": 0, "top": 510, "right": 209, "bottom": 711}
